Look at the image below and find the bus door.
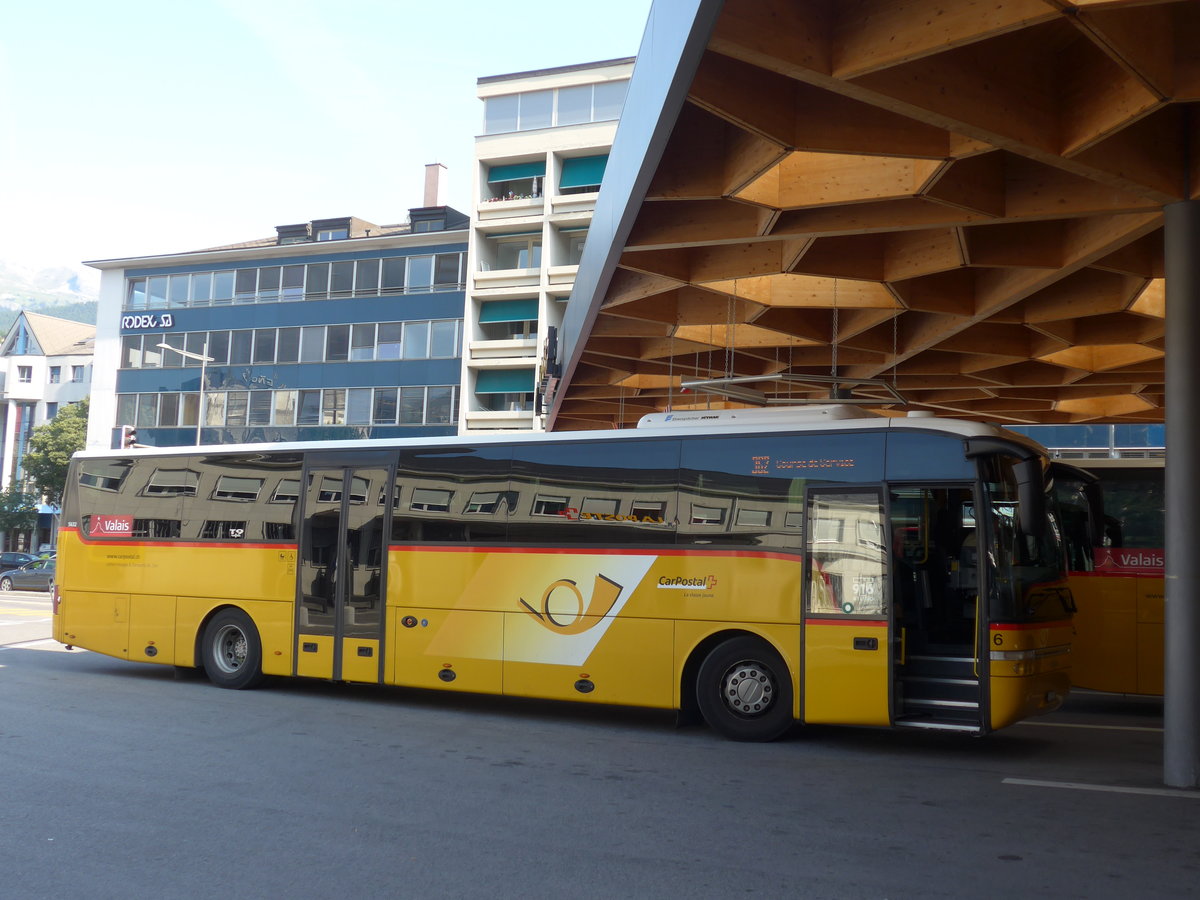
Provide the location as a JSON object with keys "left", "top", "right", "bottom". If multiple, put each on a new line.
{"left": 802, "top": 488, "right": 892, "bottom": 726}
{"left": 296, "top": 458, "right": 393, "bottom": 683}
{"left": 889, "top": 484, "right": 984, "bottom": 731}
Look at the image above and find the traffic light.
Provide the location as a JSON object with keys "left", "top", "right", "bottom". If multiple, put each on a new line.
{"left": 121, "top": 425, "right": 138, "bottom": 449}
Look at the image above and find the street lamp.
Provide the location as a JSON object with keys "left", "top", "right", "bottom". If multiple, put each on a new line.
{"left": 157, "top": 342, "right": 214, "bottom": 445}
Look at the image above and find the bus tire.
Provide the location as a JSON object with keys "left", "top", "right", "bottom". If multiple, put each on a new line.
{"left": 201, "top": 609, "right": 266, "bottom": 690}
{"left": 696, "top": 636, "right": 793, "bottom": 742}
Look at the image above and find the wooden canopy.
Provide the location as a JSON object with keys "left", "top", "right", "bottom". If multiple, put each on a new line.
{"left": 552, "top": 0, "right": 1200, "bottom": 429}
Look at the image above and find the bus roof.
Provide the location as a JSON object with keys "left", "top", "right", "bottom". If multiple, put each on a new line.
{"left": 77, "top": 406, "right": 1046, "bottom": 461}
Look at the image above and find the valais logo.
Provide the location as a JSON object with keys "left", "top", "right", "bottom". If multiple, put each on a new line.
{"left": 1094, "top": 547, "right": 1164, "bottom": 574}
{"left": 91, "top": 515, "right": 135, "bottom": 536}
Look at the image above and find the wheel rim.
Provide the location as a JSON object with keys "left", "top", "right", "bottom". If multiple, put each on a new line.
{"left": 0, "top": 579, "right": 10, "bottom": 591}
{"left": 718, "top": 659, "right": 777, "bottom": 718}
{"left": 212, "top": 623, "right": 249, "bottom": 675}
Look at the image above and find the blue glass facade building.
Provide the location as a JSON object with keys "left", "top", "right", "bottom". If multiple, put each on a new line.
{"left": 92, "top": 209, "right": 469, "bottom": 449}
{"left": 1010, "top": 423, "right": 1165, "bottom": 457}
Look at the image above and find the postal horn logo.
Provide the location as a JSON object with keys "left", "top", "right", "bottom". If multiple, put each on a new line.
{"left": 519, "top": 574, "right": 623, "bottom": 634}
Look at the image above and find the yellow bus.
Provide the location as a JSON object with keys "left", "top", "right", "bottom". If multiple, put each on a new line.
{"left": 54, "top": 406, "right": 1073, "bottom": 740}
{"left": 1052, "top": 459, "right": 1164, "bottom": 696}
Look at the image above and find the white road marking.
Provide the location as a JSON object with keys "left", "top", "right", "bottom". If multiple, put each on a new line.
{"left": 1018, "top": 720, "right": 1162, "bottom": 733}
{"left": 1003, "top": 777, "right": 1200, "bottom": 799}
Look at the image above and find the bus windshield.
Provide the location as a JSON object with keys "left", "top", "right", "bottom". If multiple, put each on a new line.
{"left": 983, "top": 455, "right": 1073, "bottom": 623}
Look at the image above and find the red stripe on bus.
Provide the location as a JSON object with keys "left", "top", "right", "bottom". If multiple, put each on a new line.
{"left": 990, "top": 620, "right": 1072, "bottom": 631}
{"left": 386, "top": 544, "right": 801, "bottom": 561}
{"left": 60, "top": 528, "right": 801, "bottom": 561}
{"left": 60, "top": 528, "right": 295, "bottom": 552}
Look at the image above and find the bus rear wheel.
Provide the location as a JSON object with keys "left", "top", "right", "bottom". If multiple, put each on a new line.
{"left": 696, "top": 636, "right": 793, "bottom": 742}
{"left": 201, "top": 609, "right": 265, "bottom": 690}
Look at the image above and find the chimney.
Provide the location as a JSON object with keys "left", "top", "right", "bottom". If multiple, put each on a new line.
{"left": 424, "top": 163, "right": 447, "bottom": 208}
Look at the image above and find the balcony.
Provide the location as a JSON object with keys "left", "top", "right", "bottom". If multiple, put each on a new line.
{"left": 469, "top": 338, "right": 537, "bottom": 360}
{"left": 463, "top": 409, "right": 537, "bottom": 431}
{"left": 551, "top": 191, "right": 599, "bottom": 216}
{"left": 477, "top": 196, "right": 544, "bottom": 221}
{"left": 473, "top": 267, "right": 540, "bottom": 291}
{"left": 547, "top": 265, "right": 579, "bottom": 286}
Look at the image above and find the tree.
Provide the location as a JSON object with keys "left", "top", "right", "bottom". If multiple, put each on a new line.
{"left": 0, "top": 483, "right": 39, "bottom": 534}
{"left": 23, "top": 398, "right": 89, "bottom": 508}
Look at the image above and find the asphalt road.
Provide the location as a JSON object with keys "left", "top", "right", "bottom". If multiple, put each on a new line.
{"left": 1, "top": 626, "right": 1196, "bottom": 899}
{"left": 0, "top": 589, "right": 52, "bottom": 645}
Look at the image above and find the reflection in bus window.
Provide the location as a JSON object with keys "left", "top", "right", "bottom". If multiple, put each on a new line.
{"left": 316, "top": 476, "right": 342, "bottom": 503}
{"left": 679, "top": 434, "right": 817, "bottom": 551}
{"left": 631, "top": 500, "right": 667, "bottom": 521}
{"left": 410, "top": 488, "right": 452, "bottom": 512}
{"left": 271, "top": 480, "right": 300, "bottom": 503}
{"left": 315, "top": 475, "right": 368, "bottom": 504}
{"left": 201, "top": 520, "right": 247, "bottom": 539}
{"left": 264, "top": 521, "right": 294, "bottom": 540}
{"left": 690, "top": 505, "right": 726, "bottom": 525}
{"left": 213, "top": 476, "right": 264, "bottom": 502}
{"left": 79, "top": 460, "right": 131, "bottom": 492}
{"left": 134, "top": 519, "right": 181, "bottom": 538}
{"left": 465, "top": 491, "right": 504, "bottom": 514}
{"left": 581, "top": 497, "right": 619, "bottom": 517}
{"left": 807, "top": 492, "right": 887, "bottom": 616}
{"left": 735, "top": 508, "right": 770, "bottom": 527}
{"left": 144, "top": 469, "right": 200, "bottom": 497}
{"left": 532, "top": 494, "right": 570, "bottom": 516}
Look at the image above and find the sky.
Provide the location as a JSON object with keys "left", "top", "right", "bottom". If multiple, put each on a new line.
{"left": 0, "top": 0, "right": 653, "bottom": 280}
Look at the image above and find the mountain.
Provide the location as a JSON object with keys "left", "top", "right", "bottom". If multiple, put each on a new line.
{"left": 0, "top": 260, "right": 99, "bottom": 333}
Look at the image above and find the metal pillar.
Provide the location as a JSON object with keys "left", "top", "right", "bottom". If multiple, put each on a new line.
{"left": 1164, "top": 199, "right": 1200, "bottom": 788}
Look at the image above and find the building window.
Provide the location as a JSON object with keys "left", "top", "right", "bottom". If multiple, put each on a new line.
{"left": 316, "top": 228, "right": 349, "bottom": 241}
{"left": 71, "top": 366, "right": 85, "bottom": 383}
{"left": 48, "top": 366, "right": 61, "bottom": 384}
{"left": 46, "top": 402, "right": 59, "bottom": 418}
{"left": 568, "top": 233, "right": 587, "bottom": 264}
{"left": 482, "top": 80, "right": 629, "bottom": 135}
{"left": 483, "top": 93, "right": 519, "bottom": 133}
{"left": 119, "top": 322, "right": 463, "bottom": 369}
{"left": 488, "top": 235, "right": 542, "bottom": 270}
{"left": 18, "top": 366, "right": 32, "bottom": 383}
{"left": 113, "top": 384, "right": 458, "bottom": 431}
{"left": 121, "top": 253, "right": 465, "bottom": 311}
{"left": 479, "top": 392, "right": 533, "bottom": 412}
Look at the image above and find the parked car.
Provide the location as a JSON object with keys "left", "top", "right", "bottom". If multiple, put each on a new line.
{"left": 0, "top": 551, "right": 37, "bottom": 570}
{"left": 0, "top": 557, "right": 55, "bottom": 592}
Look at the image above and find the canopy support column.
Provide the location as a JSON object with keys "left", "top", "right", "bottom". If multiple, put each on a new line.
{"left": 1164, "top": 199, "right": 1200, "bottom": 788}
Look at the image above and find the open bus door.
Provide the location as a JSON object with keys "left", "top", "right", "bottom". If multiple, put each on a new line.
{"left": 296, "top": 454, "right": 393, "bottom": 683}
{"left": 888, "top": 485, "right": 987, "bottom": 732}
{"left": 801, "top": 484, "right": 987, "bottom": 732}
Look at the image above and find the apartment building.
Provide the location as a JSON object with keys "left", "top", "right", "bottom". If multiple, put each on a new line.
{"left": 461, "top": 58, "right": 633, "bottom": 433}
{"left": 0, "top": 310, "right": 95, "bottom": 550}
{"left": 86, "top": 180, "right": 469, "bottom": 450}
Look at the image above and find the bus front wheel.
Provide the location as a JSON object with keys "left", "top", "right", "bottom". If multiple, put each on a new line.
{"left": 201, "top": 609, "right": 266, "bottom": 690}
{"left": 696, "top": 636, "right": 793, "bottom": 742}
